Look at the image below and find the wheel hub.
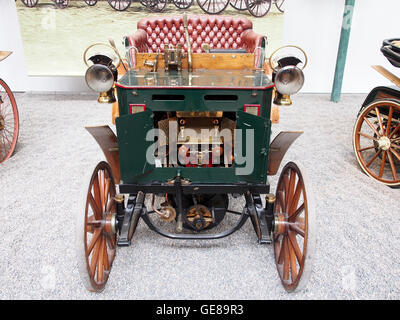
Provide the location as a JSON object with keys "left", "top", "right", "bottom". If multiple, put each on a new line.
{"left": 377, "top": 136, "right": 391, "bottom": 151}
{"left": 0, "top": 115, "right": 4, "bottom": 131}
{"left": 273, "top": 212, "right": 289, "bottom": 235}
{"left": 103, "top": 213, "right": 117, "bottom": 234}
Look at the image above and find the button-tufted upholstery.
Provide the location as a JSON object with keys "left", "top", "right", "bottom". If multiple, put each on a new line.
{"left": 125, "top": 15, "right": 266, "bottom": 68}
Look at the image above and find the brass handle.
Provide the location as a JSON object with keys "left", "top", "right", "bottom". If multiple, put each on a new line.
{"left": 269, "top": 45, "right": 308, "bottom": 73}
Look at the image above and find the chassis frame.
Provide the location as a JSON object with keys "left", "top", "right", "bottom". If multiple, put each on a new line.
{"left": 116, "top": 178, "right": 273, "bottom": 245}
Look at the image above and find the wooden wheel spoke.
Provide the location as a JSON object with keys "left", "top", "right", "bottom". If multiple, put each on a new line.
{"left": 390, "top": 147, "right": 400, "bottom": 161}
{"left": 387, "top": 151, "right": 398, "bottom": 180}
{"left": 288, "top": 231, "right": 303, "bottom": 263}
{"left": 92, "top": 177, "right": 102, "bottom": 216}
{"left": 386, "top": 106, "right": 393, "bottom": 136}
{"left": 357, "top": 145, "right": 375, "bottom": 152}
{"left": 103, "top": 239, "right": 110, "bottom": 271}
{"left": 290, "top": 203, "right": 304, "bottom": 221}
{"left": 375, "top": 107, "right": 384, "bottom": 135}
{"left": 288, "top": 238, "right": 298, "bottom": 281}
{"left": 283, "top": 237, "right": 290, "bottom": 281}
{"left": 379, "top": 151, "right": 387, "bottom": 178}
{"left": 389, "top": 123, "right": 400, "bottom": 139}
{"left": 289, "top": 180, "right": 302, "bottom": 216}
{"left": 99, "top": 170, "right": 105, "bottom": 212}
{"left": 277, "top": 190, "right": 286, "bottom": 213}
{"left": 391, "top": 143, "right": 400, "bottom": 149}
{"left": 366, "top": 150, "right": 382, "bottom": 168}
{"left": 104, "top": 178, "right": 110, "bottom": 211}
{"left": 97, "top": 237, "right": 105, "bottom": 283}
{"left": 283, "top": 173, "right": 289, "bottom": 204}
{"left": 277, "top": 236, "right": 286, "bottom": 265}
{"left": 88, "top": 193, "right": 102, "bottom": 220}
{"left": 105, "top": 232, "right": 116, "bottom": 250}
{"left": 87, "top": 229, "right": 102, "bottom": 254}
{"left": 274, "top": 238, "right": 281, "bottom": 261}
{"left": 364, "top": 116, "right": 381, "bottom": 137}
{"left": 290, "top": 224, "right": 305, "bottom": 237}
{"left": 287, "top": 169, "right": 296, "bottom": 205}
{"left": 90, "top": 238, "right": 102, "bottom": 277}
{"left": 358, "top": 131, "right": 378, "bottom": 141}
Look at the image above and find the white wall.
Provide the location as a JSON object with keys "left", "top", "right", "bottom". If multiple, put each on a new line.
{"left": 2, "top": 0, "right": 400, "bottom": 93}
{"left": 0, "top": 0, "right": 88, "bottom": 92}
{"left": 0, "top": 0, "right": 29, "bottom": 91}
{"left": 283, "top": 0, "right": 400, "bottom": 93}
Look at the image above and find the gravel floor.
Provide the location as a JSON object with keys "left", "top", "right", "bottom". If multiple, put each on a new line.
{"left": 0, "top": 93, "right": 399, "bottom": 300}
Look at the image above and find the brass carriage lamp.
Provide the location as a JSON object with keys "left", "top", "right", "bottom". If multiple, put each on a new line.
{"left": 83, "top": 42, "right": 124, "bottom": 104}
{"left": 269, "top": 45, "right": 308, "bottom": 106}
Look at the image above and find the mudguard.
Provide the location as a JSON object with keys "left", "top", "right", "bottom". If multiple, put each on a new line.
{"left": 85, "top": 125, "right": 121, "bottom": 184}
{"left": 267, "top": 131, "right": 303, "bottom": 176}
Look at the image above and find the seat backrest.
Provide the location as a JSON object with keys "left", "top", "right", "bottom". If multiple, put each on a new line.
{"left": 137, "top": 15, "right": 253, "bottom": 53}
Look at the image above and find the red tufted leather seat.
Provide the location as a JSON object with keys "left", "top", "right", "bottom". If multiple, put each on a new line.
{"left": 125, "top": 15, "right": 266, "bottom": 68}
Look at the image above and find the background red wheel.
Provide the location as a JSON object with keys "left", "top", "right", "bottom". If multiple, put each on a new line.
{"left": 273, "top": 162, "right": 316, "bottom": 292}
{"left": 353, "top": 100, "right": 400, "bottom": 186}
{"left": 21, "top": 0, "right": 39, "bottom": 7}
{"left": 173, "top": 0, "right": 193, "bottom": 9}
{"left": 0, "top": 79, "right": 19, "bottom": 164}
{"left": 53, "top": 0, "right": 69, "bottom": 8}
{"left": 230, "top": 0, "right": 247, "bottom": 11}
{"left": 108, "top": 0, "right": 131, "bottom": 11}
{"left": 84, "top": 0, "right": 98, "bottom": 6}
{"left": 196, "top": 0, "right": 230, "bottom": 14}
{"left": 145, "top": 0, "right": 167, "bottom": 12}
{"left": 246, "top": 0, "right": 272, "bottom": 17}
{"left": 77, "top": 161, "right": 117, "bottom": 292}
{"left": 275, "top": 0, "right": 285, "bottom": 13}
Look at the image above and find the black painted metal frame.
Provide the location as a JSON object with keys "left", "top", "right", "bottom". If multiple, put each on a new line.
{"left": 116, "top": 179, "right": 273, "bottom": 245}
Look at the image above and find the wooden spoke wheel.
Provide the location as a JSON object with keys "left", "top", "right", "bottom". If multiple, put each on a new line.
{"left": 53, "top": 0, "right": 69, "bottom": 8}
{"left": 196, "top": 0, "right": 230, "bottom": 14}
{"left": 108, "top": 0, "right": 131, "bottom": 11}
{"left": 246, "top": 0, "right": 272, "bottom": 17}
{"left": 77, "top": 161, "right": 117, "bottom": 292}
{"left": 173, "top": 0, "right": 193, "bottom": 9}
{"left": 273, "top": 162, "right": 316, "bottom": 292}
{"left": 353, "top": 100, "right": 400, "bottom": 186}
{"left": 0, "top": 79, "right": 19, "bottom": 164}
{"left": 21, "top": 0, "right": 39, "bottom": 7}
{"left": 145, "top": 0, "right": 167, "bottom": 12}
{"left": 275, "top": 0, "right": 285, "bottom": 13}
{"left": 230, "top": 0, "right": 247, "bottom": 10}
{"left": 84, "top": 0, "right": 98, "bottom": 6}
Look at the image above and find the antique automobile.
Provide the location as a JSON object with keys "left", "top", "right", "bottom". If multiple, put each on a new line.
{"left": 353, "top": 38, "right": 400, "bottom": 186}
{"left": 0, "top": 51, "right": 19, "bottom": 164}
{"left": 77, "top": 14, "right": 315, "bottom": 293}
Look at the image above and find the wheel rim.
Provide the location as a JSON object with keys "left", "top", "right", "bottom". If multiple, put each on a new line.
{"left": 354, "top": 100, "right": 400, "bottom": 186}
{"left": 108, "top": 0, "right": 131, "bottom": 11}
{"left": 22, "top": 0, "right": 39, "bottom": 7}
{"left": 273, "top": 162, "right": 313, "bottom": 292}
{"left": 230, "top": 0, "right": 247, "bottom": 10}
{"left": 53, "top": 0, "right": 69, "bottom": 8}
{"left": 275, "top": 0, "right": 285, "bottom": 12}
{"left": 85, "top": 0, "right": 98, "bottom": 6}
{"left": 246, "top": 0, "right": 272, "bottom": 17}
{"left": 146, "top": 0, "right": 167, "bottom": 12}
{"left": 0, "top": 79, "right": 19, "bottom": 164}
{"left": 173, "top": 0, "right": 193, "bottom": 9}
{"left": 197, "top": 0, "right": 230, "bottom": 14}
{"left": 83, "top": 162, "right": 117, "bottom": 292}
